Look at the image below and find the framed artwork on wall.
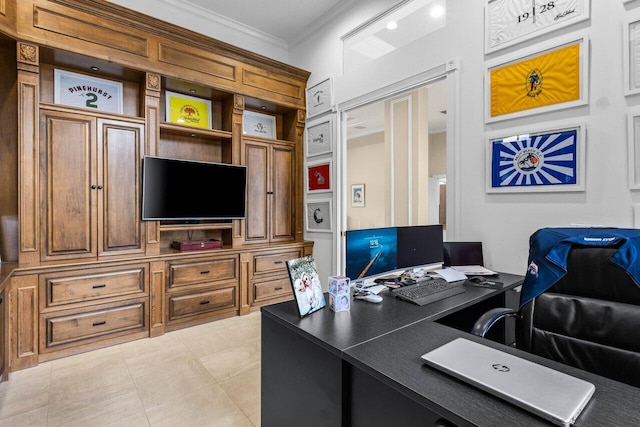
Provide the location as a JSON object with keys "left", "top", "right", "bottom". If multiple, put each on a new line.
{"left": 165, "top": 90, "right": 212, "bottom": 129}
{"left": 54, "top": 69, "right": 123, "bottom": 114}
{"left": 351, "top": 184, "right": 365, "bottom": 207}
{"left": 306, "top": 77, "right": 332, "bottom": 118}
{"left": 306, "top": 116, "right": 333, "bottom": 157}
{"left": 485, "top": 33, "right": 589, "bottom": 123}
{"left": 306, "top": 160, "right": 332, "bottom": 193}
{"left": 623, "top": 11, "right": 640, "bottom": 96}
{"left": 627, "top": 108, "right": 640, "bottom": 189}
{"left": 486, "top": 121, "right": 586, "bottom": 193}
{"left": 485, "top": 0, "right": 590, "bottom": 54}
{"left": 305, "top": 199, "right": 332, "bottom": 233}
{"left": 242, "top": 110, "right": 276, "bottom": 139}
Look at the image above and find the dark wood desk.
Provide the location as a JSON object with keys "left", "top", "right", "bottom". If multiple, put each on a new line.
{"left": 261, "top": 273, "right": 524, "bottom": 426}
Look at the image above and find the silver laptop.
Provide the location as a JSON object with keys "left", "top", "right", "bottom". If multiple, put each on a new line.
{"left": 421, "top": 338, "right": 595, "bottom": 426}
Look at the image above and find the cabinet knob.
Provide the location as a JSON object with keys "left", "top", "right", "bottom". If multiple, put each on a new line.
{"left": 97, "top": 185, "right": 104, "bottom": 190}
{"left": 91, "top": 184, "right": 97, "bottom": 190}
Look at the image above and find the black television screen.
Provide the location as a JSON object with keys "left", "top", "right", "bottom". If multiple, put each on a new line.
{"left": 142, "top": 156, "right": 247, "bottom": 221}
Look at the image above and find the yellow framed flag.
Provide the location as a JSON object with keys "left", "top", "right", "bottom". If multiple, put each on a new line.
{"left": 165, "top": 91, "right": 212, "bottom": 129}
{"left": 486, "top": 34, "right": 588, "bottom": 123}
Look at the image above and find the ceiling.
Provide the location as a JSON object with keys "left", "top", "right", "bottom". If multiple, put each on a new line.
{"left": 179, "top": 0, "right": 352, "bottom": 45}
{"left": 172, "top": 0, "right": 447, "bottom": 136}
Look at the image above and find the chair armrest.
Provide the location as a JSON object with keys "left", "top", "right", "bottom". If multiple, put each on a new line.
{"left": 471, "top": 307, "right": 519, "bottom": 338}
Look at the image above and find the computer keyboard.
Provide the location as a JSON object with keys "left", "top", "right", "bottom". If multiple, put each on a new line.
{"left": 392, "top": 277, "right": 465, "bottom": 306}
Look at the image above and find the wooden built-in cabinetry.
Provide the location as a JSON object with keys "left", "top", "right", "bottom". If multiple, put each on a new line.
{"left": 0, "top": 0, "right": 313, "bottom": 377}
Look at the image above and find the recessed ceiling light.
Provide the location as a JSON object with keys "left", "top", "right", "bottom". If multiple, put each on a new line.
{"left": 386, "top": 21, "right": 398, "bottom": 30}
{"left": 189, "top": 89, "right": 197, "bottom": 93}
{"left": 431, "top": 5, "right": 445, "bottom": 18}
{"left": 90, "top": 66, "right": 100, "bottom": 71}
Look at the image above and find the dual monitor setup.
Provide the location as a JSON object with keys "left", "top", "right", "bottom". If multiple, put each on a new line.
{"left": 345, "top": 224, "right": 483, "bottom": 283}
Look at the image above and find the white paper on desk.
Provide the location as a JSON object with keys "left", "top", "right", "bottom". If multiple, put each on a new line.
{"left": 451, "top": 265, "right": 497, "bottom": 276}
{"left": 431, "top": 267, "right": 468, "bottom": 283}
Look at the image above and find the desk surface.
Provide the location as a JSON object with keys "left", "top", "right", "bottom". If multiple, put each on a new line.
{"left": 261, "top": 272, "right": 524, "bottom": 355}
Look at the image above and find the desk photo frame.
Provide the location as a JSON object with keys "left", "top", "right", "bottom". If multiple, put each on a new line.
{"left": 286, "top": 256, "right": 326, "bottom": 317}
{"left": 486, "top": 121, "right": 586, "bottom": 193}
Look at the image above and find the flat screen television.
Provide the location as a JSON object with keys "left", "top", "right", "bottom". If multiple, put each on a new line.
{"left": 141, "top": 156, "right": 247, "bottom": 221}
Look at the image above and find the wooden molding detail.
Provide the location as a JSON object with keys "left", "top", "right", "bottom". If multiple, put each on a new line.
{"left": 17, "top": 41, "right": 38, "bottom": 66}
{"left": 10, "top": 275, "right": 39, "bottom": 370}
{"left": 0, "top": 0, "right": 5, "bottom": 16}
{"left": 234, "top": 94, "right": 245, "bottom": 111}
{"left": 150, "top": 262, "right": 165, "bottom": 337}
{"left": 34, "top": 5, "right": 149, "bottom": 57}
{"left": 297, "top": 110, "right": 306, "bottom": 126}
{"left": 158, "top": 43, "right": 236, "bottom": 82}
{"left": 146, "top": 73, "right": 161, "bottom": 93}
{"left": 242, "top": 69, "right": 303, "bottom": 101}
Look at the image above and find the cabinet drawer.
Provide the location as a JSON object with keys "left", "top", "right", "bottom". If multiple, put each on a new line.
{"left": 253, "top": 250, "right": 301, "bottom": 275}
{"left": 42, "top": 267, "right": 146, "bottom": 308}
{"left": 168, "top": 286, "right": 237, "bottom": 320}
{"left": 43, "top": 300, "right": 146, "bottom": 348}
{"left": 253, "top": 276, "right": 292, "bottom": 303}
{"left": 169, "top": 257, "right": 238, "bottom": 288}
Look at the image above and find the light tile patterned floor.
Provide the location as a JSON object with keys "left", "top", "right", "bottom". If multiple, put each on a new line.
{"left": 0, "top": 311, "right": 262, "bottom": 427}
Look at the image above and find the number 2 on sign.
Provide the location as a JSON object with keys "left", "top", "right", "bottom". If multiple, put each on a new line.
{"left": 85, "top": 93, "right": 98, "bottom": 109}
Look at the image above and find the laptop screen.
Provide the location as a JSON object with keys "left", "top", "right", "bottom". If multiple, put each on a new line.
{"left": 443, "top": 241, "right": 484, "bottom": 266}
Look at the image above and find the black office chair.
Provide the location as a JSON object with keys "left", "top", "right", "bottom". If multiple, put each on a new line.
{"left": 473, "top": 228, "right": 640, "bottom": 388}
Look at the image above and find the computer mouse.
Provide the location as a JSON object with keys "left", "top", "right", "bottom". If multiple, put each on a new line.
{"left": 355, "top": 294, "right": 383, "bottom": 303}
{"left": 470, "top": 277, "right": 485, "bottom": 284}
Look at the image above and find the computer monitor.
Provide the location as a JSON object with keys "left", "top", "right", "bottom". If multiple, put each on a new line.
{"left": 442, "top": 241, "right": 484, "bottom": 266}
{"left": 397, "top": 225, "right": 444, "bottom": 269}
{"left": 345, "top": 227, "right": 397, "bottom": 280}
{"left": 345, "top": 225, "right": 444, "bottom": 280}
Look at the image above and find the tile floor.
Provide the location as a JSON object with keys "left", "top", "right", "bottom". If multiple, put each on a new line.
{"left": 0, "top": 311, "right": 262, "bottom": 427}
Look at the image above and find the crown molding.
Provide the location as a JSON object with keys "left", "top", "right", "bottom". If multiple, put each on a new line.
{"left": 289, "top": 0, "right": 364, "bottom": 49}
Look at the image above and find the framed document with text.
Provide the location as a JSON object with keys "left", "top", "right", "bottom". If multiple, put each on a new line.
{"left": 624, "top": 11, "right": 640, "bottom": 96}
{"left": 485, "top": 0, "right": 590, "bottom": 54}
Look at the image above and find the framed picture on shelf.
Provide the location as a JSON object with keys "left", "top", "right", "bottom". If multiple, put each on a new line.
{"left": 305, "top": 199, "right": 332, "bottom": 233}
{"left": 165, "top": 91, "right": 212, "bottom": 129}
{"left": 351, "top": 184, "right": 365, "bottom": 207}
{"left": 485, "top": 33, "right": 589, "bottom": 123}
{"left": 306, "top": 77, "right": 332, "bottom": 118}
{"left": 54, "top": 69, "right": 123, "bottom": 114}
{"left": 306, "top": 160, "right": 331, "bottom": 193}
{"left": 485, "top": 0, "right": 590, "bottom": 54}
{"left": 486, "top": 121, "right": 586, "bottom": 193}
{"left": 243, "top": 110, "right": 276, "bottom": 139}
{"left": 627, "top": 108, "right": 640, "bottom": 189}
{"left": 306, "top": 116, "right": 333, "bottom": 157}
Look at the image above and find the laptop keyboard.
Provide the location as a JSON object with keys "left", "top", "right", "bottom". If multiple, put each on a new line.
{"left": 392, "top": 278, "right": 465, "bottom": 306}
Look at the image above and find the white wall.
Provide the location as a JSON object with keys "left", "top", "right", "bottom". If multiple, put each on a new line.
{"left": 291, "top": 0, "right": 640, "bottom": 277}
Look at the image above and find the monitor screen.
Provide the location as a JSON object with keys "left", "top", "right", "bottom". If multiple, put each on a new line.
{"left": 397, "top": 225, "right": 444, "bottom": 269}
{"left": 345, "top": 227, "right": 397, "bottom": 280}
{"left": 443, "top": 241, "right": 484, "bottom": 266}
{"left": 345, "top": 225, "right": 444, "bottom": 280}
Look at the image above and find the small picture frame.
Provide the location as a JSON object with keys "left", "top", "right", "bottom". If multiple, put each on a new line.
{"left": 286, "top": 256, "right": 326, "bottom": 317}
{"left": 307, "top": 77, "right": 333, "bottom": 118}
{"left": 627, "top": 107, "right": 640, "bottom": 189}
{"left": 486, "top": 121, "right": 586, "bottom": 193}
{"left": 623, "top": 11, "right": 640, "bottom": 96}
{"left": 54, "top": 69, "right": 123, "bottom": 114}
{"left": 306, "top": 199, "right": 332, "bottom": 233}
{"left": 165, "top": 90, "right": 212, "bottom": 129}
{"left": 351, "top": 184, "right": 365, "bottom": 207}
{"left": 306, "top": 116, "right": 333, "bottom": 157}
{"left": 243, "top": 110, "right": 276, "bottom": 139}
{"left": 306, "top": 160, "right": 331, "bottom": 193}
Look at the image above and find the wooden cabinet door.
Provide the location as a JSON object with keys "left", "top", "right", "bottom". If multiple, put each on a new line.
{"left": 243, "top": 140, "right": 269, "bottom": 243}
{"left": 40, "top": 110, "right": 97, "bottom": 260}
{"left": 97, "top": 119, "right": 145, "bottom": 256}
{"left": 270, "top": 144, "right": 295, "bottom": 242}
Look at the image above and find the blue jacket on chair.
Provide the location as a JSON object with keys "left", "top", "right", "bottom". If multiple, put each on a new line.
{"left": 521, "top": 227, "right": 640, "bottom": 307}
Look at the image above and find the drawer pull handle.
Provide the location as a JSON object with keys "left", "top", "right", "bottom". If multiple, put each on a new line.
{"left": 200, "top": 300, "right": 210, "bottom": 305}
{"left": 92, "top": 321, "right": 106, "bottom": 327}
{"left": 92, "top": 284, "right": 106, "bottom": 289}
{"left": 275, "top": 287, "right": 283, "bottom": 291}
{"left": 200, "top": 270, "right": 210, "bottom": 275}
{"left": 274, "top": 261, "right": 283, "bottom": 265}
